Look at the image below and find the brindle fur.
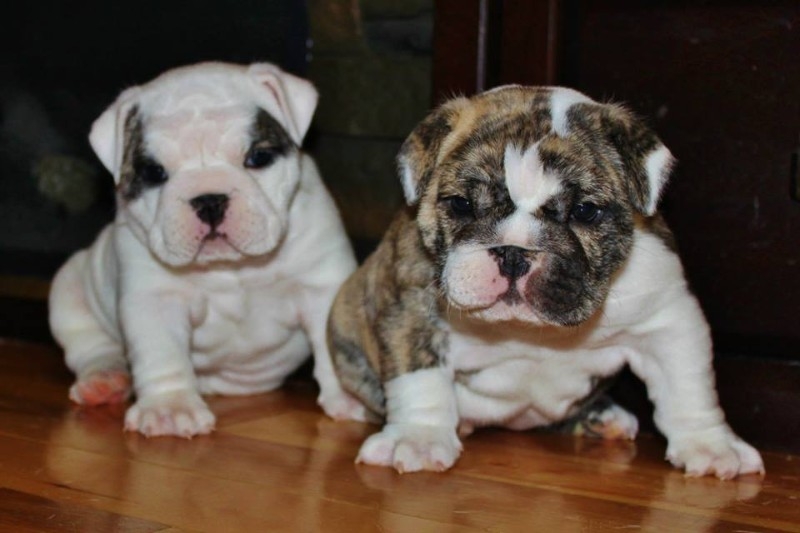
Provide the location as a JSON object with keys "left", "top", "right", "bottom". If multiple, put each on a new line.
{"left": 328, "top": 207, "right": 443, "bottom": 416}
{"left": 328, "top": 86, "right": 675, "bottom": 420}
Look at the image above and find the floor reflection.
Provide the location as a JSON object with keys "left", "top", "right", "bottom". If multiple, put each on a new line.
{"left": 41, "top": 399, "right": 767, "bottom": 532}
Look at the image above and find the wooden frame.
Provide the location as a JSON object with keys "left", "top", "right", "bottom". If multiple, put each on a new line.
{"left": 432, "top": 0, "right": 562, "bottom": 101}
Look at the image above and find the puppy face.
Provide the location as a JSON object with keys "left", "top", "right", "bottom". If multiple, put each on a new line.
{"left": 89, "top": 62, "right": 318, "bottom": 266}
{"left": 400, "top": 86, "right": 674, "bottom": 326}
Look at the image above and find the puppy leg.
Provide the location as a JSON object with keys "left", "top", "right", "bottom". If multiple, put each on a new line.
{"left": 304, "top": 281, "right": 370, "bottom": 422}
{"left": 326, "top": 337, "right": 383, "bottom": 423}
{"left": 357, "top": 368, "right": 462, "bottom": 473}
{"left": 314, "top": 349, "right": 374, "bottom": 422}
{"left": 325, "top": 302, "right": 384, "bottom": 423}
{"left": 49, "top": 253, "right": 131, "bottom": 405}
{"left": 312, "top": 341, "right": 369, "bottom": 423}
{"left": 628, "top": 291, "right": 764, "bottom": 479}
{"left": 120, "top": 291, "right": 214, "bottom": 438}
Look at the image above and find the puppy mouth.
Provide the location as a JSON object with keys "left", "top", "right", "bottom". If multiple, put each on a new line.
{"left": 444, "top": 279, "right": 552, "bottom": 325}
{"left": 445, "top": 289, "right": 533, "bottom": 316}
{"left": 500, "top": 285, "right": 524, "bottom": 305}
{"left": 202, "top": 230, "right": 228, "bottom": 242}
{"left": 190, "top": 230, "right": 240, "bottom": 262}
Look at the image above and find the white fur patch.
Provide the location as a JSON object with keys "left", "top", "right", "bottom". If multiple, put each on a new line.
{"left": 399, "top": 154, "right": 418, "bottom": 205}
{"left": 385, "top": 367, "right": 458, "bottom": 427}
{"left": 503, "top": 144, "right": 561, "bottom": 212}
{"left": 483, "top": 84, "right": 523, "bottom": 94}
{"left": 549, "top": 87, "right": 594, "bottom": 137}
{"left": 499, "top": 210, "right": 539, "bottom": 248}
{"left": 443, "top": 245, "right": 509, "bottom": 310}
{"left": 642, "top": 144, "right": 674, "bottom": 215}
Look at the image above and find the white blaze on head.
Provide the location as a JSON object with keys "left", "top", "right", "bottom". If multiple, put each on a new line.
{"left": 549, "top": 87, "right": 594, "bottom": 137}
{"left": 501, "top": 143, "right": 560, "bottom": 248}
{"left": 503, "top": 143, "right": 561, "bottom": 213}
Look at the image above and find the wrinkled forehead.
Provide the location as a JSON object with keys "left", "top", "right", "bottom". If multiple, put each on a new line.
{"left": 135, "top": 74, "right": 287, "bottom": 141}
{"left": 445, "top": 86, "right": 593, "bottom": 151}
{"left": 445, "top": 88, "right": 608, "bottom": 209}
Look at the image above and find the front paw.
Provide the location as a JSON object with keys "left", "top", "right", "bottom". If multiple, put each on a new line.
{"left": 124, "top": 391, "right": 215, "bottom": 438}
{"left": 70, "top": 369, "right": 132, "bottom": 406}
{"left": 356, "top": 424, "right": 462, "bottom": 473}
{"left": 666, "top": 428, "right": 764, "bottom": 479}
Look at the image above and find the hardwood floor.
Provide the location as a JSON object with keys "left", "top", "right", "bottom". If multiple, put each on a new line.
{"left": 0, "top": 339, "right": 798, "bottom": 532}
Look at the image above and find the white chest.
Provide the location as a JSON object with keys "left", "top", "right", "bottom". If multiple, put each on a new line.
{"left": 187, "top": 271, "right": 307, "bottom": 366}
{"left": 446, "top": 321, "right": 630, "bottom": 427}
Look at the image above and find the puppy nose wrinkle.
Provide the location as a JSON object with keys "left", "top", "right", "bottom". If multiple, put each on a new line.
{"left": 490, "top": 246, "right": 531, "bottom": 279}
{"left": 190, "top": 194, "right": 229, "bottom": 228}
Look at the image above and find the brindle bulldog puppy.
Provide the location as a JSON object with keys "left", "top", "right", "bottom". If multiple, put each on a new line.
{"left": 327, "top": 86, "right": 764, "bottom": 479}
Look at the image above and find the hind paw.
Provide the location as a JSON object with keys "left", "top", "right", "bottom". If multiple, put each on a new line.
{"left": 69, "top": 370, "right": 132, "bottom": 406}
{"left": 572, "top": 402, "right": 639, "bottom": 440}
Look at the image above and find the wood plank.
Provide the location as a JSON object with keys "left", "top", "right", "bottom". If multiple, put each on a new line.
{"left": 0, "top": 487, "right": 167, "bottom": 533}
{"left": 1, "top": 340, "right": 799, "bottom": 532}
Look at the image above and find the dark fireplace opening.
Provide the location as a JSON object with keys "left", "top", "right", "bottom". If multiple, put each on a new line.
{"left": 1, "top": 0, "right": 308, "bottom": 278}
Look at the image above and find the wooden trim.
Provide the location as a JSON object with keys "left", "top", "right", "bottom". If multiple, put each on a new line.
{"left": 432, "top": 0, "right": 483, "bottom": 102}
{"left": 432, "top": 0, "right": 563, "bottom": 103}
{"left": 497, "top": 0, "right": 561, "bottom": 86}
{"left": 0, "top": 276, "right": 50, "bottom": 301}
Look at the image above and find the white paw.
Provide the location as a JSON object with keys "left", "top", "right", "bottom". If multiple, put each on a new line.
{"left": 666, "top": 429, "right": 764, "bottom": 479}
{"left": 356, "top": 424, "right": 462, "bottom": 473}
{"left": 318, "top": 389, "right": 371, "bottom": 422}
{"left": 70, "top": 369, "right": 132, "bottom": 406}
{"left": 124, "top": 391, "right": 215, "bottom": 438}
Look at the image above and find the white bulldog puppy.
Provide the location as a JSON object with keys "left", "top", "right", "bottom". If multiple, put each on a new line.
{"left": 328, "top": 86, "right": 764, "bottom": 479}
{"left": 49, "top": 62, "right": 358, "bottom": 437}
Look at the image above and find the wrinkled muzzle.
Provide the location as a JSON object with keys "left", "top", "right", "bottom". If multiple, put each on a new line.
{"left": 442, "top": 244, "right": 602, "bottom": 326}
{"left": 138, "top": 166, "right": 288, "bottom": 267}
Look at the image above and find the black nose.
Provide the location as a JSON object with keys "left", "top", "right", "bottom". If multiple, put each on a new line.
{"left": 489, "top": 246, "right": 531, "bottom": 279}
{"left": 190, "top": 193, "right": 229, "bottom": 229}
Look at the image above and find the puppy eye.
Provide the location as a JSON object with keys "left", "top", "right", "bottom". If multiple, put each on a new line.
{"left": 137, "top": 159, "right": 168, "bottom": 186}
{"left": 244, "top": 146, "right": 281, "bottom": 169}
{"left": 570, "top": 202, "right": 604, "bottom": 225}
{"left": 446, "top": 195, "right": 474, "bottom": 218}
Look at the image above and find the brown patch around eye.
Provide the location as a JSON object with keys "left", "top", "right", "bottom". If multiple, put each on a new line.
{"left": 251, "top": 109, "right": 293, "bottom": 151}
{"left": 119, "top": 106, "right": 147, "bottom": 201}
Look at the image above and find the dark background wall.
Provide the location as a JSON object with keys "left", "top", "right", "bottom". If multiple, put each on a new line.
{"left": 0, "top": 0, "right": 306, "bottom": 278}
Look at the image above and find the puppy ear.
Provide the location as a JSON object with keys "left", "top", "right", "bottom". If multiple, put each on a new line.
{"left": 88, "top": 87, "right": 141, "bottom": 181}
{"left": 568, "top": 102, "right": 675, "bottom": 216}
{"left": 247, "top": 63, "right": 318, "bottom": 145}
{"left": 398, "top": 97, "right": 469, "bottom": 205}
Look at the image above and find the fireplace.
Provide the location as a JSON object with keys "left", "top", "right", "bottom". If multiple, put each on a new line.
{"left": 0, "top": 0, "right": 308, "bottom": 278}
